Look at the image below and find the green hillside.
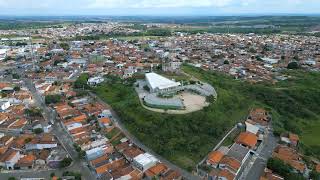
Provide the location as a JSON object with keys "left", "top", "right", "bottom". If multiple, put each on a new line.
{"left": 92, "top": 65, "right": 320, "bottom": 171}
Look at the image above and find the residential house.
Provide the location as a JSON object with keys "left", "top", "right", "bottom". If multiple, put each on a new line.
{"left": 15, "top": 154, "right": 36, "bottom": 170}
{"left": 260, "top": 168, "right": 284, "bottom": 180}
{"left": 87, "top": 76, "right": 104, "bottom": 86}
{"left": 25, "top": 134, "right": 57, "bottom": 150}
{"left": 0, "top": 100, "right": 11, "bottom": 111}
{"left": 219, "top": 156, "right": 241, "bottom": 175}
{"left": 247, "top": 108, "right": 270, "bottom": 127}
{"left": 0, "top": 149, "right": 21, "bottom": 170}
{"left": 145, "top": 163, "right": 169, "bottom": 179}
{"left": 280, "top": 133, "right": 300, "bottom": 147}
{"left": 207, "top": 150, "right": 224, "bottom": 168}
{"left": 160, "top": 169, "right": 182, "bottom": 180}
{"left": 272, "top": 145, "right": 306, "bottom": 174}
{"left": 98, "top": 117, "right": 112, "bottom": 128}
{"left": 122, "top": 146, "right": 144, "bottom": 162}
{"left": 132, "top": 153, "right": 158, "bottom": 172}
{"left": 235, "top": 132, "right": 258, "bottom": 149}
{"left": 226, "top": 143, "right": 251, "bottom": 165}
{"left": 215, "top": 169, "right": 236, "bottom": 180}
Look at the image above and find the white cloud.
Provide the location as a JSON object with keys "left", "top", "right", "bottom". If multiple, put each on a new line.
{"left": 240, "top": 0, "right": 256, "bottom": 7}
{"left": 0, "top": 0, "right": 50, "bottom": 9}
{"left": 0, "top": 0, "right": 319, "bottom": 15}
{"left": 89, "top": 0, "right": 234, "bottom": 9}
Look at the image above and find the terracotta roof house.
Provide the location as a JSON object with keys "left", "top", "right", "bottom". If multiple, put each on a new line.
{"left": 260, "top": 168, "right": 284, "bottom": 180}
{"left": 15, "top": 154, "right": 36, "bottom": 170}
{"left": 98, "top": 117, "right": 112, "bottom": 128}
{"left": 316, "top": 164, "right": 320, "bottom": 173}
{"left": 207, "top": 151, "right": 224, "bottom": 168}
{"left": 272, "top": 145, "right": 306, "bottom": 173}
{"left": 235, "top": 132, "right": 258, "bottom": 149}
{"left": 122, "top": 146, "right": 144, "bottom": 161}
{"left": 145, "top": 163, "right": 169, "bottom": 178}
{"left": 218, "top": 169, "right": 236, "bottom": 180}
{"left": 288, "top": 133, "right": 299, "bottom": 147}
{"left": 219, "top": 156, "right": 241, "bottom": 174}
{"left": 160, "top": 169, "right": 182, "bottom": 180}
{"left": 248, "top": 108, "right": 269, "bottom": 126}
{"left": 0, "top": 149, "right": 21, "bottom": 170}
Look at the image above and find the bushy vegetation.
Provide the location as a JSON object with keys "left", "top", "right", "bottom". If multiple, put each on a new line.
{"left": 59, "top": 157, "right": 72, "bottom": 168}
{"left": 45, "top": 94, "right": 62, "bottom": 104}
{"left": 74, "top": 73, "right": 89, "bottom": 89}
{"left": 62, "top": 171, "right": 81, "bottom": 180}
{"left": 33, "top": 128, "right": 44, "bottom": 134}
{"left": 93, "top": 72, "right": 251, "bottom": 170}
{"left": 59, "top": 43, "right": 70, "bottom": 51}
{"left": 92, "top": 65, "right": 320, "bottom": 170}
{"left": 24, "top": 108, "right": 42, "bottom": 117}
{"left": 287, "top": 61, "right": 299, "bottom": 69}
{"left": 267, "top": 158, "right": 305, "bottom": 180}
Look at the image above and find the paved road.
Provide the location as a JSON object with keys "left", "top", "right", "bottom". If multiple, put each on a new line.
{"left": 89, "top": 92, "right": 200, "bottom": 180}
{"left": 6, "top": 75, "right": 97, "bottom": 180}
{"left": 240, "top": 129, "right": 278, "bottom": 180}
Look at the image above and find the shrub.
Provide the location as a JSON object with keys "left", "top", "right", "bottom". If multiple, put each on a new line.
{"left": 287, "top": 61, "right": 299, "bottom": 69}
{"left": 143, "top": 85, "right": 150, "bottom": 92}
{"left": 59, "top": 157, "right": 72, "bottom": 168}
{"left": 33, "top": 128, "right": 44, "bottom": 134}
{"left": 45, "top": 94, "right": 62, "bottom": 104}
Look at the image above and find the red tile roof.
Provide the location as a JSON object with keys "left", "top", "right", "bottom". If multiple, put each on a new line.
{"left": 236, "top": 132, "right": 258, "bottom": 148}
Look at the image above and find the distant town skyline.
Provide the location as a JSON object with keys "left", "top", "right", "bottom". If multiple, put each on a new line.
{"left": 0, "top": 0, "right": 319, "bottom": 16}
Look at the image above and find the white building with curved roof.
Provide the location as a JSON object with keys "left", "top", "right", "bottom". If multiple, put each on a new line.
{"left": 145, "top": 72, "right": 181, "bottom": 93}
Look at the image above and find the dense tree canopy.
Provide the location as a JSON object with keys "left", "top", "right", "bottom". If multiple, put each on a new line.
{"left": 74, "top": 73, "right": 89, "bottom": 89}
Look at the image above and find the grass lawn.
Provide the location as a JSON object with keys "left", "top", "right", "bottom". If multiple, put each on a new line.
{"left": 91, "top": 65, "right": 320, "bottom": 171}
{"left": 301, "top": 122, "right": 320, "bottom": 147}
{"left": 106, "top": 127, "right": 121, "bottom": 140}
{"left": 111, "top": 133, "right": 126, "bottom": 146}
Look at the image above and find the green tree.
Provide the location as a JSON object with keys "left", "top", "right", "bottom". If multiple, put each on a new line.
{"left": 24, "top": 137, "right": 32, "bottom": 143}
{"left": 62, "top": 171, "right": 82, "bottom": 180}
{"left": 310, "top": 170, "right": 320, "bottom": 180}
{"left": 50, "top": 172, "right": 55, "bottom": 177}
{"left": 13, "top": 86, "right": 20, "bottom": 91}
{"left": 287, "top": 61, "right": 299, "bottom": 69}
{"left": 33, "top": 128, "right": 44, "bottom": 134}
{"left": 60, "top": 43, "right": 70, "bottom": 51}
{"left": 12, "top": 73, "right": 20, "bottom": 79}
{"left": 25, "top": 108, "right": 42, "bottom": 117}
{"left": 143, "top": 85, "right": 150, "bottom": 92}
{"left": 59, "top": 157, "right": 72, "bottom": 168}
{"left": 45, "top": 94, "right": 62, "bottom": 104}
{"left": 267, "top": 158, "right": 292, "bottom": 178}
{"left": 74, "top": 74, "right": 89, "bottom": 89}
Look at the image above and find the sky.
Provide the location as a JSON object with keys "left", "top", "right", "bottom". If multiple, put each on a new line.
{"left": 0, "top": 0, "right": 319, "bottom": 16}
